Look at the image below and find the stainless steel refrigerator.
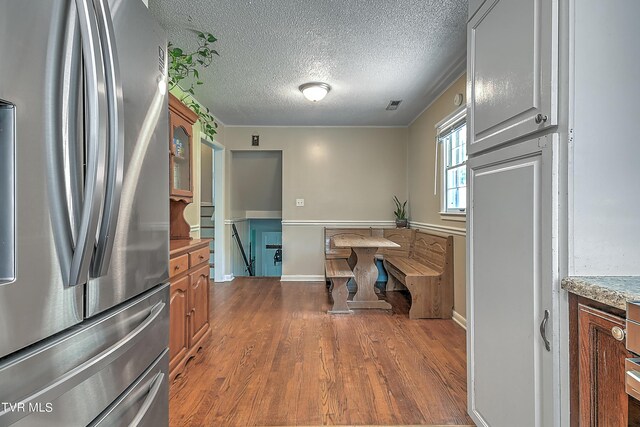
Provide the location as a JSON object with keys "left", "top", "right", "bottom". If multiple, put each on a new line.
{"left": 0, "top": 0, "right": 170, "bottom": 425}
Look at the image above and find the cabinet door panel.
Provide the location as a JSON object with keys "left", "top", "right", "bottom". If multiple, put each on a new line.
{"left": 169, "top": 276, "right": 189, "bottom": 373}
{"left": 468, "top": 0, "right": 487, "bottom": 21}
{"left": 468, "top": 0, "right": 557, "bottom": 154}
{"left": 578, "top": 304, "right": 631, "bottom": 426}
{"left": 468, "top": 138, "right": 555, "bottom": 426}
{"left": 189, "top": 265, "right": 210, "bottom": 348}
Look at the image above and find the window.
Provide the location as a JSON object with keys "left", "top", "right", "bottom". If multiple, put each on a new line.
{"left": 436, "top": 108, "right": 467, "bottom": 217}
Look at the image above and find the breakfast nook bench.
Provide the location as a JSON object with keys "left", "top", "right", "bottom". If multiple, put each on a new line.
{"left": 324, "top": 259, "right": 354, "bottom": 314}
{"left": 382, "top": 231, "right": 453, "bottom": 319}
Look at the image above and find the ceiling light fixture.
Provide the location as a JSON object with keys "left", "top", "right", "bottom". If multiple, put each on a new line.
{"left": 299, "top": 82, "right": 331, "bottom": 102}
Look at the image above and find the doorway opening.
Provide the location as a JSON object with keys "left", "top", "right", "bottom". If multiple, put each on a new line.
{"left": 230, "top": 150, "right": 283, "bottom": 278}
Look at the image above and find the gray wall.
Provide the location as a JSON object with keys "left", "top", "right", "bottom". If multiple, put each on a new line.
{"left": 230, "top": 150, "right": 282, "bottom": 215}
{"left": 223, "top": 127, "right": 408, "bottom": 278}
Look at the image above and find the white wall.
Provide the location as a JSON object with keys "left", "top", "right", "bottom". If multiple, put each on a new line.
{"left": 223, "top": 126, "right": 408, "bottom": 279}
{"left": 201, "top": 142, "right": 213, "bottom": 205}
{"left": 570, "top": 0, "right": 640, "bottom": 275}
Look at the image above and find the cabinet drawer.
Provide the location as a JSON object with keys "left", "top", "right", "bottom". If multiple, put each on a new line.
{"left": 169, "top": 254, "right": 189, "bottom": 278}
{"left": 189, "top": 246, "right": 209, "bottom": 267}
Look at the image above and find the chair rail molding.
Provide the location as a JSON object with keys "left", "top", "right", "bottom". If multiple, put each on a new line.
{"left": 409, "top": 221, "right": 466, "bottom": 237}
{"left": 281, "top": 220, "right": 396, "bottom": 227}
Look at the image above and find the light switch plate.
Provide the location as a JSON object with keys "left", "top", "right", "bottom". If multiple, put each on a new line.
{"left": 296, "top": 199, "right": 304, "bottom": 207}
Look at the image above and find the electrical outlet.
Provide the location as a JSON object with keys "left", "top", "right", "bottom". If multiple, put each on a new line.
{"left": 296, "top": 199, "right": 304, "bottom": 207}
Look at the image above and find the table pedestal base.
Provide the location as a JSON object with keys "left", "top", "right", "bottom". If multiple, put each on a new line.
{"left": 350, "top": 247, "right": 392, "bottom": 310}
{"left": 347, "top": 300, "right": 392, "bottom": 310}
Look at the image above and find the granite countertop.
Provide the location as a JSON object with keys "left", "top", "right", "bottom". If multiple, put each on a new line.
{"left": 561, "top": 276, "right": 640, "bottom": 311}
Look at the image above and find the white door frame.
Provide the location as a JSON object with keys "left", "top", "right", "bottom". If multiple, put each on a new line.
{"left": 202, "top": 138, "right": 227, "bottom": 282}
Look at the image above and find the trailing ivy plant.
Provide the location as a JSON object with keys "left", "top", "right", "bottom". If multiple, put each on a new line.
{"left": 168, "top": 31, "right": 220, "bottom": 139}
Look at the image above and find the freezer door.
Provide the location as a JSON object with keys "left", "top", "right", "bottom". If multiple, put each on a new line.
{"left": 89, "top": 350, "right": 169, "bottom": 427}
{"left": 0, "top": 0, "right": 87, "bottom": 359}
{"left": 0, "top": 284, "right": 169, "bottom": 427}
{"left": 86, "top": 0, "right": 169, "bottom": 317}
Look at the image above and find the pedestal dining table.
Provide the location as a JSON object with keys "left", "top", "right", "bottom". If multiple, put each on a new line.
{"left": 332, "top": 234, "right": 400, "bottom": 310}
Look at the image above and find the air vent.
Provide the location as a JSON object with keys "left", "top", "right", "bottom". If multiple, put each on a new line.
{"left": 386, "top": 100, "right": 402, "bottom": 111}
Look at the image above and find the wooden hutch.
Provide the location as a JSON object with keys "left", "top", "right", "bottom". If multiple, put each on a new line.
{"left": 168, "top": 93, "right": 212, "bottom": 382}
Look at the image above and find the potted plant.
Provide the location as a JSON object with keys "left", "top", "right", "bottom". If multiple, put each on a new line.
{"left": 393, "top": 196, "right": 408, "bottom": 228}
{"left": 168, "top": 31, "right": 220, "bottom": 140}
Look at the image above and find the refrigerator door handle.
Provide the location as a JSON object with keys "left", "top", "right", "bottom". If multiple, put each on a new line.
{"left": 69, "top": 0, "right": 108, "bottom": 287}
{"left": 0, "top": 101, "right": 16, "bottom": 285}
{"left": 91, "top": 0, "right": 124, "bottom": 278}
{"left": 128, "top": 372, "right": 165, "bottom": 427}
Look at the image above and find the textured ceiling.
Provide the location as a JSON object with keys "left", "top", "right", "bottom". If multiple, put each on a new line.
{"left": 149, "top": 0, "right": 467, "bottom": 126}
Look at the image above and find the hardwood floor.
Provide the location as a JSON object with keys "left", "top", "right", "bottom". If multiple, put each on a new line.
{"left": 169, "top": 277, "right": 474, "bottom": 427}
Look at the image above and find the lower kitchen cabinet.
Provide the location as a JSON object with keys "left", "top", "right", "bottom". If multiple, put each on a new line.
{"left": 169, "top": 239, "right": 212, "bottom": 382}
{"left": 569, "top": 294, "right": 640, "bottom": 427}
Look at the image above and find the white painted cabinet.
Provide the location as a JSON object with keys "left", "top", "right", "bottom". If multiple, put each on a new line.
{"left": 468, "top": 0, "right": 486, "bottom": 21}
{"left": 467, "top": 0, "right": 558, "bottom": 155}
{"left": 467, "top": 136, "right": 558, "bottom": 427}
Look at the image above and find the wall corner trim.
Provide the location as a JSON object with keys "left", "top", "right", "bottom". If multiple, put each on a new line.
{"left": 452, "top": 310, "right": 467, "bottom": 330}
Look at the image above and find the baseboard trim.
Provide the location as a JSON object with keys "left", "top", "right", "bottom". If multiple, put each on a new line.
{"left": 222, "top": 275, "right": 235, "bottom": 282}
{"left": 409, "top": 221, "right": 466, "bottom": 237}
{"left": 280, "top": 274, "right": 325, "bottom": 282}
{"left": 452, "top": 310, "right": 467, "bottom": 330}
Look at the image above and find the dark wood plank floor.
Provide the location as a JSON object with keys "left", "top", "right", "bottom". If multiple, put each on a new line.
{"left": 169, "top": 277, "right": 475, "bottom": 427}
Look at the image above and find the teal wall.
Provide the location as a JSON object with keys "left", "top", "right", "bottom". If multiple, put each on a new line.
{"left": 249, "top": 219, "right": 282, "bottom": 276}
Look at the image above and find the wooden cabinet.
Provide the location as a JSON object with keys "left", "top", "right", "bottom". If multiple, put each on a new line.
{"left": 467, "top": 136, "right": 556, "bottom": 426}
{"left": 467, "top": 0, "right": 558, "bottom": 154}
{"left": 169, "top": 93, "right": 198, "bottom": 202}
{"left": 169, "top": 239, "right": 212, "bottom": 382}
{"left": 169, "top": 275, "right": 189, "bottom": 375}
{"left": 189, "top": 265, "right": 210, "bottom": 348}
{"left": 570, "top": 295, "right": 640, "bottom": 427}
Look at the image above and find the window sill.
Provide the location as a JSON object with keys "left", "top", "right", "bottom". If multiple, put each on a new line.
{"left": 439, "top": 212, "right": 466, "bottom": 222}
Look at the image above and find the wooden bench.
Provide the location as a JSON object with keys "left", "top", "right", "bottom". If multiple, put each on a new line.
{"left": 383, "top": 231, "right": 453, "bottom": 319}
{"left": 324, "top": 228, "right": 372, "bottom": 289}
{"left": 375, "top": 228, "right": 416, "bottom": 291}
{"left": 324, "top": 227, "right": 372, "bottom": 261}
{"left": 324, "top": 259, "right": 354, "bottom": 314}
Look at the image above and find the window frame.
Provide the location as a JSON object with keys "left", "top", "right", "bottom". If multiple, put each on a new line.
{"left": 435, "top": 107, "right": 467, "bottom": 221}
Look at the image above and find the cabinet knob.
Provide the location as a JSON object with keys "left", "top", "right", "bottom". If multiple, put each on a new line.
{"left": 612, "top": 326, "right": 626, "bottom": 341}
{"left": 534, "top": 113, "right": 548, "bottom": 124}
